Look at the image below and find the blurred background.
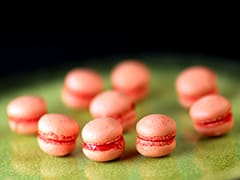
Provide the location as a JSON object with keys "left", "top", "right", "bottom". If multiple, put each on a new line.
{"left": 0, "top": 32, "right": 239, "bottom": 76}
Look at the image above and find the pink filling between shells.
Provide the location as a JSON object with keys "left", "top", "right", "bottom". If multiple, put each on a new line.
{"left": 137, "top": 131, "right": 176, "bottom": 147}
{"left": 38, "top": 131, "right": 77, "bottom": 145}
{"left": 83, "top": 135, "right": 124, "bottom": 151}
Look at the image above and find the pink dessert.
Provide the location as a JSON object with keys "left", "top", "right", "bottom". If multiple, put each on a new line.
{"left": 176, "top": 66, "right": 218, "bottom": 108}
{"left": 136, "top": 114, "right": 176, "bottom": 157}
{"left": 82, "top": 117, "right": 125, "bottom": 162}
{"left": 189, "top": 94, "right": 234, "bottom": 136}
{"left": 62, "top": 68, "right": 104, "bottom": 109}
{"left": 37, "top": 113, "right": 80, "bottom": 156}
{"left": 89, "top": 90, "right": 136, "bottom": 131}
{"left": 111, "top": 60, "right": 151, "bottom": 102}
{"left": 7, "top": 95, "right": 47, "bottom": 135}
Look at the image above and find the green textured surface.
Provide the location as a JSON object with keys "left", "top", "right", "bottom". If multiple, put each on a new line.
{"left": 1, "top": 54, "right": 240, "bottom": 179}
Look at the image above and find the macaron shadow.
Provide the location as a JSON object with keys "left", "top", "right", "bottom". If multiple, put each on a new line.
{"left": 173, "top": 133, "right": 199, "bottom": 157}
{"left": 120, "top": 149, "right": 139, "bottom": 161}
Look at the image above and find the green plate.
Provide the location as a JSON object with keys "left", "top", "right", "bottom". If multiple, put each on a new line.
{"left": 1, "top": 54, "right": 240, "bottom": 179}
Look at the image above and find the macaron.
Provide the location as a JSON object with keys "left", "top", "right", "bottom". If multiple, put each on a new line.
{"left": 176, "top": 66, "right": 218, "bottom": 108}
{"left": 7, "top": 95, "right": 47, "bottom": 135}
{"left": 189, "top": 94, "right": 233, "bottom": 136}
{"left": 82, "top": 117, "right": 125, "bottom": 162}
{"left": 61, "top": 68, "right": 104, "bottom": 109}
{"left": 111, "top": 60, "right": 151, "bottom": 102}
{"left": 37, "top": 114, "right": 80, "bottom": 156}
{"left": 136, "top": 114, "right": 176, "bottom": 157}
{"left": 89, "top": 90, "right": 136, "bottom": 131}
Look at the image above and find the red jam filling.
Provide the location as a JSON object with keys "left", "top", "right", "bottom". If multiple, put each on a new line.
{"left": 83, "top": 136, "right": 124, "bottom": 151}
{"left": 38, "top": 131, "right": 77, "bottom": 145}
{"left": 196, "top": 112, "right": 232, "bottom": 127}
{"left": 137, "top": 131, "right": 176, "bottom": 147}
{"left": 64, "top": 87, "right": 96, "bottom": 100}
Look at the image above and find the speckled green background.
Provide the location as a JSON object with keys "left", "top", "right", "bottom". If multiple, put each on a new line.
{"left": 1, "top": 54, "right": 240, "bottom": 179}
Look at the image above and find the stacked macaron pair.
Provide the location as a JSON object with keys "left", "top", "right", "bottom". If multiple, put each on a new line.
{"left": 176, "top": 66, "right": 234, "bottom": 137}
{"left": 7, "top": 96, "right": 81, "bottom": 157}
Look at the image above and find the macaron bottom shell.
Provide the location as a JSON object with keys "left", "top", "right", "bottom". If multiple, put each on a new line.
{"left": 38, "top": 138, "right": 77, "bottom": 156}
{"left": 194, "top": 117, "right": 234, "bottom": 136}
{"left": 136, "top": 138, "right": 176, "bottom": 157}
{"left": 82, "top": 147, "right": 125, "bottom": 162}
{"left": 9, "top": 120, "right": 39, "bottom": 135}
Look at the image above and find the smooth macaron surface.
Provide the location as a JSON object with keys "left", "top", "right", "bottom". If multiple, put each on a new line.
{"left": 82, "top": 117, "right": 123, "bottom": 144}
{"left": 7, "top": 96, "right": 47, "bottom": 120}
{"left": 64, "top": 68, "right": 104, "bottom": 96}
{"left": 190, "top": 94, "right": 231, "bottom": 122}
{"left": 189, "top": 94, "right": 233, "bottom": 136}
{"left": 90, "top": 90, "right": 134, "bottom": 118}
{"left": 111, "top": 60, "right": 150, "bottom": 91}
{"left": 136, "top": 114, "right": 176, "bottom": 138}
{"left": 38, "top": 114, "right": 80, "bottom": 138}
{"left": 37, "top": 114, "right": 80, "bottom": 156}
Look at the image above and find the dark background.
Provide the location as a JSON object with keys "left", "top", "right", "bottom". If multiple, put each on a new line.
{"left": 0, "top": 32, "right": 239, "bottom": 76}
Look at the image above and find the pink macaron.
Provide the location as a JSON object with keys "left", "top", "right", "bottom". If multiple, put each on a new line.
{"left": 111, "top": 60, "right": 151, "bottom": 102}
{"left": 176, "top": 66, "right": 218, "bottom": 108}
{"left": 37, "top": 114, "right": 80, "bottom": 156}
{"left": 136, "top": 114, "right": 176, "bottom": 157}
{"left": 61, "top": 68, "right": 104, "bottom": 109}
{"left": 82, "top": 117, "right": 125, "bottom": 162}
{"left": 89, "top": 90, "right": 136, "bottom": 131}
{"left": 7, "top": 95, "right": 47, "bottom": 135}
{"left": 189, "top": 94, "right": 234, "bottom": 136}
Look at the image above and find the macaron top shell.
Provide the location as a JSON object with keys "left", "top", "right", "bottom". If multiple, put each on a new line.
{"left": 38, "top": 114, "right": 80, "bottom": 138}
{"left": 64, "top": 68, "right": 104, "bottom": 95}
{"left": 82, "top": 117, "right": 123, "bottom": 144}
{"left": 90, "top": 90, "right": 134, "bottom": 117}
{"left": 190, "top": 94, "right": 231, "bottom": 122}
{"left": 136, "top": 114, "right": 176, "bottom": 137}
{"left": 176, "top": 66, "right": 216, "bottom": 96}
{"left": 111, "top": 60, "right": 150, "bottom": 90}
{"left": 7, "top": 96, "right": 47, "bottom": 119}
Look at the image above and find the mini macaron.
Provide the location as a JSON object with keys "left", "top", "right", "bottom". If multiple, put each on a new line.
{"left": 111, "top": 60, "right": 151, "bottom": 102}
{"left": 189, "top": 94, "right": 233, "bottom": 136}
{"left": 176, "top": 66, "right": 218, "bottom": 108}
{"left": 62, "top": 68, "right": 104, "bottom": 109}
{"left": 136, "top": 114, "right": 176, "bottom": 157}
{"left": 82, "top": 117, "right": 125, "bottom": 162}
{"left": 89, "top": 90, "right": 136, "bottom": 131}
{"left": 7, "top": 95, "right": 47, "bottom": 135}
{"left": 37, "top": 114, "right": 80, "bottom": 156}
